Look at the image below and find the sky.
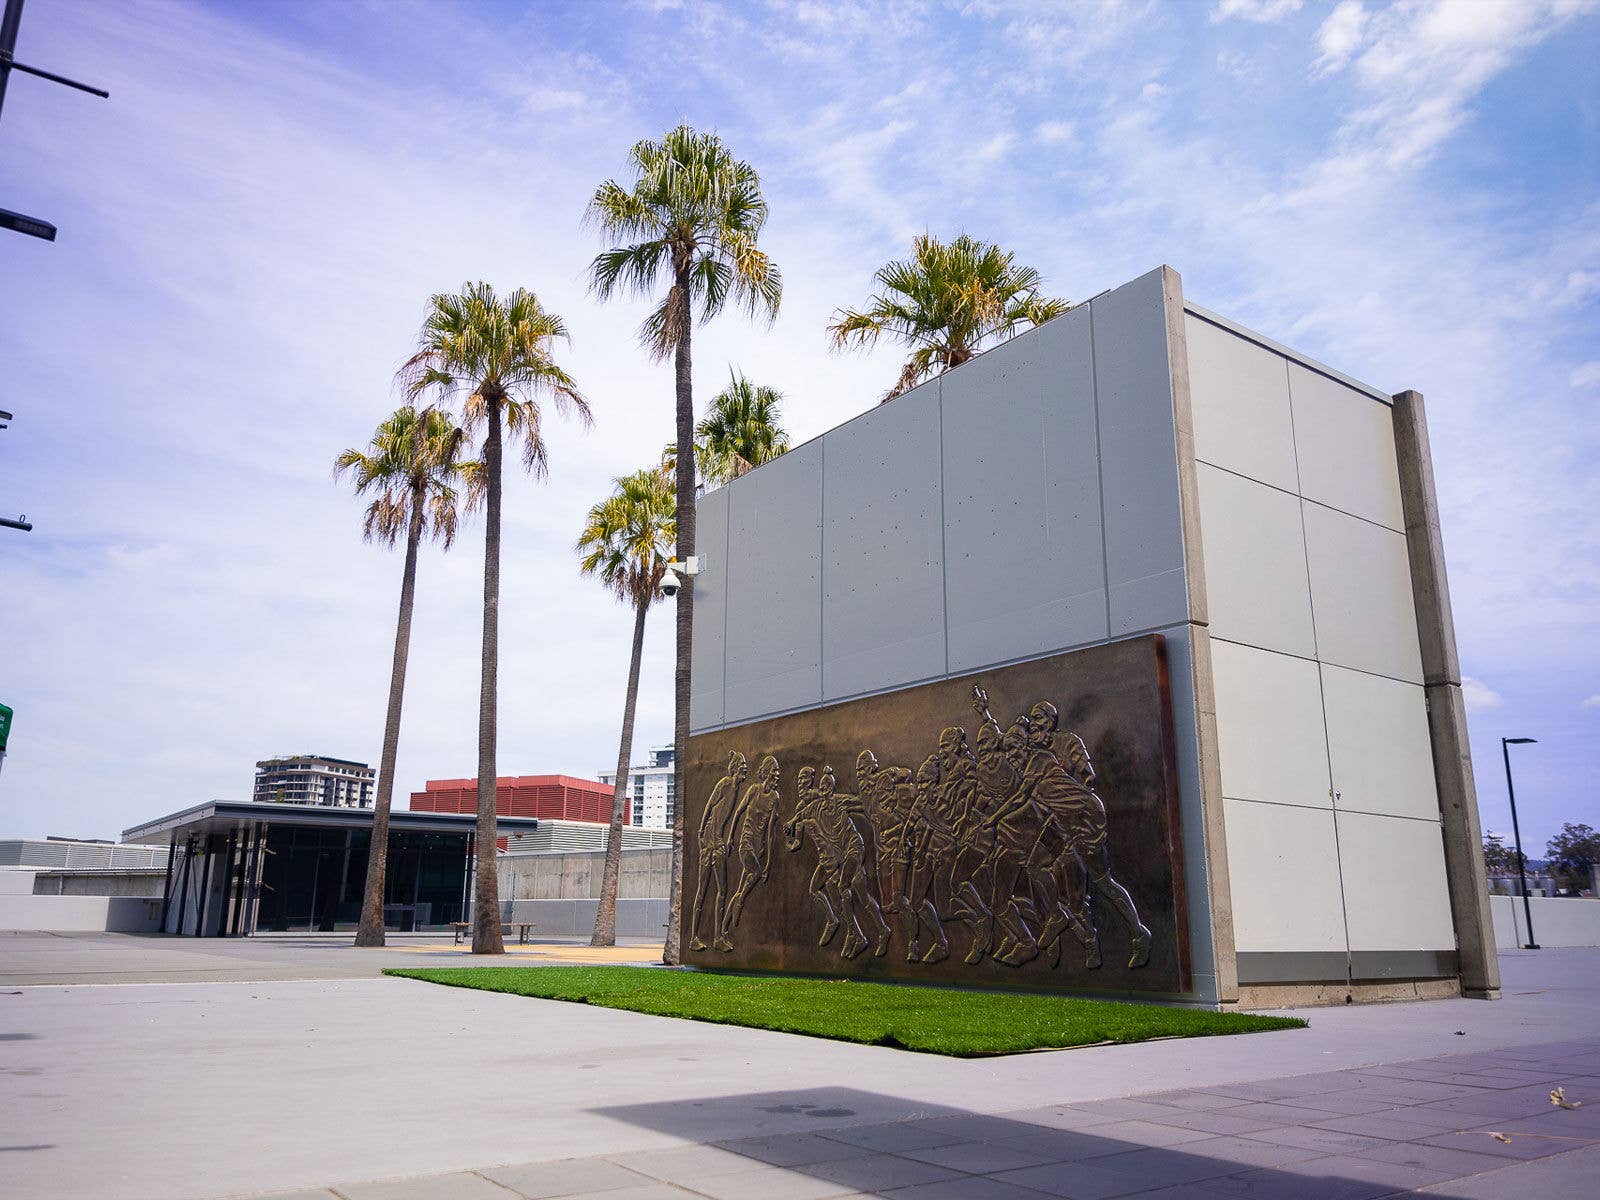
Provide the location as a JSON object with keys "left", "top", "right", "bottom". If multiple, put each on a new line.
{"left": 2, "top": 0, "right": 1596, "bottom": 853}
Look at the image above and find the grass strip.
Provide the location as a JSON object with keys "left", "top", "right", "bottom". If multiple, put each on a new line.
{"left": 385, "top": 965, "right": 1305, "bottom": 1057}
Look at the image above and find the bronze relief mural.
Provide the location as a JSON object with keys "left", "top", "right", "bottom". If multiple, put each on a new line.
{"left": 682, "top": 635, "right": 1189, "bottom": 994}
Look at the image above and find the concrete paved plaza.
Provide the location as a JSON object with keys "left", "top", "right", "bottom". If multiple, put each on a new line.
{"left": 1, "top": 934, "right": 1597, "bottom": 1199}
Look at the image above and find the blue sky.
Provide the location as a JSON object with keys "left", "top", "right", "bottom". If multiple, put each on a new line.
{"left": 2, "top": 0, "right": 1596, "bottom": 853}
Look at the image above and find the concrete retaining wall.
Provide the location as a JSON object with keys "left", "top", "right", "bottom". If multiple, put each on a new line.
{"left": 0, "top": 894, "right": 164, "bottom": 933}
{"left": 497, "top": 847, "right": 671, "bottom": 901}
{"left": 493, "top": 898, "right": 670, "bottom": 939}
{"left": 31, "top": 870, "right": 168, "bottom": 897}
{"left": 1491, "top": 895, "right": 1600, "bottom": 948}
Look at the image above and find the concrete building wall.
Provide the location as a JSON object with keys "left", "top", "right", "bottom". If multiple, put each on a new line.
{"left": 498, "top": 847, "right": 672, "bottom": 901}
{"left": 689, "top": 268, "right": 1224, "bottom": 1002}
{"left": 31, "top": 870, "right": 167, "bottom": 897}
{"left": 1185, "top": 309, "right": 1454, "bottom": 986}
{"left": 689, "top": 271, "right": 1194, "bottom": 731}
{"left": 1491, "top": 896, "right": 1600, "bottom": 949}
{"left": 497, "top": 898, "right": 670, "bottom": 939}
{"left": 686, "top": 265, "right": 1481, "bottom": 1005}
{"left": 0, "top": 893, "right": 163, "bottom": 932}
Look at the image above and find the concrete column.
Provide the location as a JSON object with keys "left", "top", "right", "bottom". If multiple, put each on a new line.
{"left": 1392, "top": 390, "right": 1501, "bottom": 999}
{"left": 1159, "top": 265, "right": 1239, "bottom": 1006}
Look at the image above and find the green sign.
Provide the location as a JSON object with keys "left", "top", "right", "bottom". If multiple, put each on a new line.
{"left": 0, "top": 703, "right": 11, "bottom": 752}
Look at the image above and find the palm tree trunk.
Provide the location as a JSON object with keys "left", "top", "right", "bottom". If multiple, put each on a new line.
{"left": 592, "top": 598, "right": 649, "bottom": 947}
{"left": 473, "top": 394, "right": 506, "bottom": 955}
{"left": 354, "top": 488, "right": 425, "bottom": 947}
{"left": 665, "top": 271, "right": 694, "bottom": 966}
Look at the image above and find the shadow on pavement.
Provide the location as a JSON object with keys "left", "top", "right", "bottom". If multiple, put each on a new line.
{"left": 592, "top": 1075, "right": 1600, "bottom": 1199}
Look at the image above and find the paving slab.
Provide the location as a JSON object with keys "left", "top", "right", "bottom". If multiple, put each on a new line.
{"left": 713, "top": 1130, "right": 877, "bottom": 1168}
{"left": 336, "top": 1172, "right": 519, "bottom": 1200}
{"left": 898, "top": 1139, "right": 1063, "bottom": 1173}
{"left": 477, "top": 1159, "right": 657, "bottom": 1198}
{"left": 879, "top": 1178, "right": 1051, "bottom": 1199}
{"left": 1198, "top": 1152, "right": 1455, "bottom": 1198}
{"left": 5, "top": 940, "right": 1599, "bottom": 1200}
{"left": 1414, "top": 1142, "right": 1600, "bottom": 1196}
{"left": 678, "top": 1164, "right": 866, "bottom": 1200}
{"left": 805, "top": 1154, "right": 965, "bottom": 1192}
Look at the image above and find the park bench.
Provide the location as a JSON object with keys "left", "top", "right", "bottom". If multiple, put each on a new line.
{"left": 450, "top": 921, "right": 535, "bottom": 945}
{"left": 451, "top": 899, "right": 539, "bottom": 945}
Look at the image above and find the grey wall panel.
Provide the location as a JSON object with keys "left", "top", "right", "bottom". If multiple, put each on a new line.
{"left": 1092, "top": 269, "right": 1191, "bottom": 635}
{"left": 689, "top": 485, "right": 729, "bottom": 733}
{"left": 1302, "top": 500, "right": 1424, "bottom": 683}
{"left": 1321, "top": 665, "right": 1439, "bottom": 821}
{"left": 1337, "top": 812, "right": 1455, "bottom": 952}
{"left": 1186, "top": 314, "right": 1299, "bottom": 494}
{"left": 821, "top": 379, "right": 946, "bottom": 700}
{"left": 1289, "top": 363, "right": 1405, "bottom": 532}
{"left": 1211, "top": 639, "right": 1331, "bottom": 809}
{"left": 721, "top": 440, "right": 824, "bottom": 723}
{"left": 941, "top": 306, "right": 1109, "bottom": 673}
{"left": 1196, "top": 463, "right": 1317, "bottom": 658}
{"left": 1224, "top": 797, "right": 1348, "bottom": 954}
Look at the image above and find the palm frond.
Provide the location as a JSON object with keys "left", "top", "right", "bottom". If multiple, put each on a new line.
{"left": 575, "top": 467, "right": 677, "bottom": 609}
{"left": 587, "top": 124, "right": 782, "bottom": 353}
{"left": 402, "top": 282, "right": 588, "bottom": 480}
{"left": 334, "top": 404, "right": 473, "bottom": 549}
{"left": 834, "top": 233, "right": 1071, "bottom": 398}
{"left": 696, "top": 369, "right": 792, "bottom": 485}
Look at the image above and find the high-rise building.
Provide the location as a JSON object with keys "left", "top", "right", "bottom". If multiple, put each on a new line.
{"left": 253, "top": 755, "right": 374, "bottom": 808}
{"left": 598, "top": 746, "right": 675, "bottom": 830}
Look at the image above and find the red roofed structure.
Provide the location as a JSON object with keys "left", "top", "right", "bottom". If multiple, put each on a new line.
{"left": 409, "top": 775, "right": 621, "bottom": 824}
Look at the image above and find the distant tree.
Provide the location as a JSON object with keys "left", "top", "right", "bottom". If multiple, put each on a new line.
{"left": 1546, "top": 822, "right": 1600, "bottom": 896}
{"left": 335, "top": 405, "right": 472, "bottom": 948}
{"left": 401, "top": 282, "right": 590, "bottom": 954}
{"left": 578, "top": 468, "right": 675, "bottom": 947}
{"left": 696, "top": 370, "right": 791, "bottom": 485}
{"left": 828, "top": 233, "right": 1070, "bottom": 401}
{"left": 1481, "top": 833, "right": 1518, "bottom": 878}
{"left": 587, "top": 124, "right": 782, "bottom": 964}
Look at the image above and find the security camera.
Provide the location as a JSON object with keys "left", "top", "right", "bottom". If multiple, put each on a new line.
{"left": 660, "top": 568, "right": 682, "bottom": 598}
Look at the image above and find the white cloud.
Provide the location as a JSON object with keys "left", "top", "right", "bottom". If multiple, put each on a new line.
{"left": 975, "top": 131, "right": 1016, "bottom": 162}
{"left": 1217, "top": 50, "right": 1259, "bottom": 80}
{"left": 1462, "top": 677, "right": 1505, "bottom": 712}
{"left": 1572, "top": 362, "right": 1600, "bottom": 389}
{"left": 1314, "top": 1, "right": 1368, "bottom": 74}
{"left": 1212, "top": 0, "right": 1304, "bottom": 23}
{"left": 1582, "top": 695, "right": 1600, "bottom": 710}
{"left": 520, "top": 86, "right": 586, "bottom": 112}
{"left": 1035, "top": 120, "right": 1074, "bottom": 144}
{"left": 1313, "top": 1, "right": 1595, "bottom": 169}
{"left": 1563, "top": 269, "right": 1600, "bottom": 305}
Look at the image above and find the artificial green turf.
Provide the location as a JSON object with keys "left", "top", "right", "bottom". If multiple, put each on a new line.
{"left": 384, "top": 966, "right": 1305, "bottom": 1057}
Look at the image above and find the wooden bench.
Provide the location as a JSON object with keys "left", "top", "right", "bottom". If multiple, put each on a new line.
{"left": 451, "top": 921, "right": 536, "bottom": 945}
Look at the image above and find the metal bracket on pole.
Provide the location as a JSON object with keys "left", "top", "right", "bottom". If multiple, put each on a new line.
{"left": 0, "top": 0, "right": 109, "bottom": 242}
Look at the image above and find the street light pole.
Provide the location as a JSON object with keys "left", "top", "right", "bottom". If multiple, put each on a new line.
{"left": 1, "top": 0, "right": 108, "bottom": 119}
{"left": 0, "top": 0, "right": 23, "bottom": 119}
{"left": 1502, "top": 736, "right": 1539, "bottom": 950}
{"left": 0, "top": 0, "right": 109, "bottom": 242}
{"left": 0, "top": 409, "right": 27, "bottom": 533}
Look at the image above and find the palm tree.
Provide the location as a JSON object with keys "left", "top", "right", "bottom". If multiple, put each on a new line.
{"left": 334, "top": 406, "right": 471, "bottom": 948}
{"left": 400, "top": 282, "right": 589, "bottom": 955}
{"left": 587, "top": 125, "right": 782, "bottom": 963}
{"left": 577, "top": 468, "right": 675, "bottom": 947}
{"left": 696, "top": 370, "right": 791, "bottom": 486}
{"left": 828, "top": 233, "right": 1070, "bottom": 401}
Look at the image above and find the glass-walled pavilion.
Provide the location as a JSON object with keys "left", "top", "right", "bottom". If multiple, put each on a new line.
{"left": 121, "top": 800, "right": 541, "bottom": 936}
